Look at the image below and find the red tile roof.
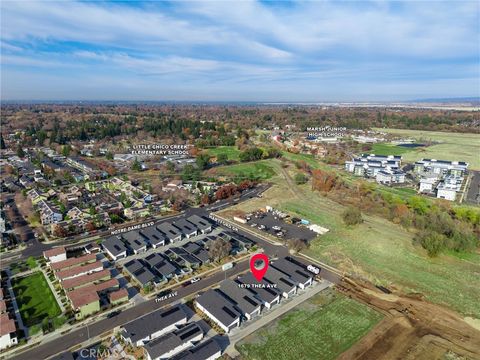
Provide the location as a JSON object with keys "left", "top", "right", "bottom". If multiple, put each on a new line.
{"left": 57, "top": 261, "right": 103, "bottom": 281}
{"left": 108, "top": 288, "right": 128, "bottom": 302}
{"left": 67, "top": 278, "right": 119, "bottom": 309}
{"left": 0, "top": 300, "right": 6, "bottom": 313}
{"left": 0, "top": 313, "right": 16, "bottom": 336}
{"left": 51, "top": 253, "right": 96, "bottom": 271}
{"left": 62, "top": 269, "right": 111, "bottom": 290}
{"left": 43, "top": 246, "right": 66, "bottom": 258}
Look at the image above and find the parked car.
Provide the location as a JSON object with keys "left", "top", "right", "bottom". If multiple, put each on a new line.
{"left": 190, "top": 277, "right": 201, "bottom": 284}
{"left": 107, "top": 310, "right": 121, "bottom": 318}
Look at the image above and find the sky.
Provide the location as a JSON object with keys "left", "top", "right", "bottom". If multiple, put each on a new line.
{"left": 1, "top": 0, "right": 479, "bottom": 102}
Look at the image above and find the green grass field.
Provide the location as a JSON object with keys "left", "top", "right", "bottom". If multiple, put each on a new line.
{"left": 375, "top": 128, "right": 480, "bottom": 169}
{"left": 370, "top": 143, "right": 414, "bottom": 155}
{"left": 12, "top": 272, "right": 62, "bottom": 327}
{"left": 237, "top": 289, "right": 383, "bottom": 360}
{"left": 204, "top": 146, "right": 242, "bottom": 161}
{"left": 211, "top": 159, "right": 277, "bottom": 180}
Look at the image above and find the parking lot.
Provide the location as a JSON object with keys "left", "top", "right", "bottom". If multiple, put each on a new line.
{"left": 243, "top": 210, "right": 318, "bottom": 242}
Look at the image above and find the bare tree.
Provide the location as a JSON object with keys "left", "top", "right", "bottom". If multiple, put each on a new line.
{"left": 208, "top": 238, "right": 232, "bottom": 262}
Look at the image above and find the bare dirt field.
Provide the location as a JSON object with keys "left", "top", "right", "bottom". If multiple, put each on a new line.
{"left": 337, "top": 277, "right": 480, "bottom": 360}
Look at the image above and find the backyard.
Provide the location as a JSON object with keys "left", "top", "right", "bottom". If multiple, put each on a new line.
{"left": 236, "top": 289, "right": 383, "bottom": 360}
{"left": 12, "top": 272, "right": 62, "bottom": 327}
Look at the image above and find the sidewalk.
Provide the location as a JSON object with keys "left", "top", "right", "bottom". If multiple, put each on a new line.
{"left": 5, "top": 269, "right": 27, "bottom": 337}
{"left": 225, "top": 280, "right": 333, "bottom": 358}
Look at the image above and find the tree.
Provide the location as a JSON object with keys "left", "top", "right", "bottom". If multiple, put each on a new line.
{"left": 196, "top": 153, "right": 211, "bottom": 170}
{"left": 61, "top": 145, "right": 71, "bottom": 157}
{"left": 416, "top": 231, "right": 445, "bottom": 257}
{"left": 166, "top": 161, "right": 175, "bottom": 173}
{"left": 294, "top": 173, "right": 308, "bottom": 185}
{"left": 342, "top": 206, "right": 363, "bottom": 226}
{"left": 208, "top": 238, "right": 232, "bottom": 261}
{"left": 217, "top": 153, "right": 228, "bottom": 165}
{"left": 287, "top": 239, "right": 307, "bottom": 253}
{"left": 0, "top": 134, "right": 5, "bottom": 149}
{"left": 105, "top": 152, "right": 114, "bottom": 160}
{"left": 16, "top": 144, "right": 25, "bottom": 158}
{"left": 52, "top": 225, "right": 68, "bottom": 238}
{"left": 131, "top": 158, "right": 142, "bottom": 171}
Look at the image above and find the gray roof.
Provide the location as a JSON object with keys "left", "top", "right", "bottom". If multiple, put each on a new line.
{"left": 196, "top": 289, "right": 241, "bottom": 327}
{"left": 173, "top": 219, "right": 198, "bottom": 234}
{"left": 103, "top": 236, "right": 128, "bottom": 256}
{"left": 124, "top": 259, "right": 156, "bottom": 286}
{"left": 218, "top": 279, "right": 261, "bottom": 315}
{"left": 122, "top": 305, "right": 187, "bottom": 344}
{"left": 144, "top": 253, "right": 178, "bottom": 278}
{"left": 122, "top": 233, "right": 147, "bottom": 252}
{"left": 237, "top": 272, "right": 281, "bottom": 303}
{"left": 166, "top": 247, "right": 202, "bottom": 267}
{"left": 140, "top": 226, "right": 167, "bottom": 245}
{"left": 143, "top": 323, "right": 203, "bottom": 360}
{"left": 172, "top": 339, "right": 222, "bottom": 360}
{"left": 157, "top": 222, "right": 183, "bottom": 240}
{"left": 182, "top": 243, "right": 210, "bottom": 263}
{"left": 271, "top": 258, "right": 312, "bottom": 284}
{"left": 264, "top": 266, "right": 297, "bottom": 294}
{"left": 186, "top": 215, "right": 212, "bottom": 231}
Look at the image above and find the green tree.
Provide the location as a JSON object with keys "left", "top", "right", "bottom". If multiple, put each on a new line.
{"left": 196, "top": 153, "right": 211, "bottom": 170}
{"left": 294, "top": 173, "right": 308, "bottom": 185}
{"left": 131, "top": 158, "right": 142, "bottom": 171}
{"left": 217, "top": 153, "right": 228, "bottom": 165}
{"left": 342, "top": 206, "right": 363, "bottom": 226}
{"left": 16, "top": 144, "right": 25, "bottom": 158}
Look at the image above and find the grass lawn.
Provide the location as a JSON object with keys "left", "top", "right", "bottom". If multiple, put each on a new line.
{"left": 204, "top": 146, "right": 241, "bottom": 161}
{"left": 12, "top": 272, "right": 61, "bottom": 327}
{"left": 211, "top": 159, "right": 277, "bottom": 180}
{"left": 371, "top": 143, "right": 414, "bottom": 156}
{"left": 237, "top": 289, "right": 383, "bottom": 360}
{"left": 375, "top": 128, "right": 480, "bottom": 169}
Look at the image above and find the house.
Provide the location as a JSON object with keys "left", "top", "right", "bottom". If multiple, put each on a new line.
{"left": 157, "top": 222, "right": 183, "bottom": 243}
{"left": 124, "top": 259, "right": 157, "bottom": 287}
{"left": 121, "top": 305, "right": 188, "bottom": 347}
{"left": 140, "top": 226, "right": 167, "bottom": 248}
{"left": 186, "top": 215, "right": 212, "bottom": 234}
{"left": 43, "top": 246, "right": 67, "bottom": 263}
{"left": 182, "top": 242, "right": 210, "bottom": 264}
{"left": 271, "top": 257, "right": 313, "bottom": 289}
{"left": 56, "top": 261, "right": 103, "bottom": 281}
{"left": 67, "top": 278, "right": 119, "bottom": 319}
{"left": 109, "top": 288, "right": 129, "bottom": 305}
{"left": 103, "top": 236, "right": 128, "bottom": 261}
{"left": 436, "top": 176, "right": 463, "bottom": 201}
{"left": 50, "top": 253, "right": 97, "bottom": 272}
{"left": 37, "top": 200, "right": 63, "bottom": 225}
{"left": 122, "top": 232, "right": 148, "bottom": 254}
{"left": 143, "top": 253, "right": 178, "bottom": 281}
{"left": 263, "top": 266, "right": 297, "bottom": 298}
{"left": 66, "top": 157, "right": 96, "bottom": 174}
{"left": 171, "top": 338, "right": 222, "bottom": 360}
{"left": 143, "top": 323, "right": 204, "bottom": 360}
{"left": 217, "top": 279, "right": 262, "bottom": 320}
{"left": 345, "top": 154, "right": 401, "bottom": 178}
{"left": 0, "top": 313, "right": 17, "bottom": 350}
{"left": 172, "top": 219, "right": 198, "bottom": 238}
{"left": 237, "top": 273, "right": 281, "bottom": 310}
{"left": 195, "top": 289, "right": 241, "bottom": 333}
{"left": 165, "top": 247, "right": 202, "bottom": 269}
{"left": 61, "top": 269, "right": 111, "bottom": 291}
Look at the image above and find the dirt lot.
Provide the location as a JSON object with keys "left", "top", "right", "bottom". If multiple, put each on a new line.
{"left": 337, "top": 277, "right": 480, "bottom": 360}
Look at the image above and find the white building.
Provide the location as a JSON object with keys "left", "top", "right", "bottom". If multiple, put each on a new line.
{"left": 0, "top": 314, "right": 17, "bottom": 350}
{"left": 375, "top": 170, "right": 406, "bottom": 185}
{"left": 43, "top": 247, "right": 67, "bottom": 263}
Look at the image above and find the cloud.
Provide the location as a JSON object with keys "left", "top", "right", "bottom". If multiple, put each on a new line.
{"left": 1, "top": 0, "right": 478, "bottom": 100}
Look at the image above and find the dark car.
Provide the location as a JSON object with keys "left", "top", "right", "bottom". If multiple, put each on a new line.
{"left": 107, "top": 310, "right": 121, "bottom": 318}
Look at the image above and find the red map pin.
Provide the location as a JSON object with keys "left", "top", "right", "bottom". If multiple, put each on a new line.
{"left": 250, "top": 253, "right": 269, "bottom": 281}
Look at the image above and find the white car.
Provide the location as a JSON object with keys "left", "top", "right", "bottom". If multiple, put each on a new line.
{"left": 190, "top": 277, "right": 201, "bottom": 284}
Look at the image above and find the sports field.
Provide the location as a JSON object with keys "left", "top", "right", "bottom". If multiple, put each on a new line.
{"left": 371, "top": 143, "right": 414, "bottom": 155}
{"left": 12, "top": 272, "right": 62, "bottom": 327}
{"left": 210, "top": 159, "right": 276, "bottom": 180}
{"left": 204, "top": 146, "right": 241, "bottom": 161}
{"left": 375, "top": 128, "right": 480, "bottom": 169}
{"left": 237, "top": 289, "right": 383, "bottom": 360}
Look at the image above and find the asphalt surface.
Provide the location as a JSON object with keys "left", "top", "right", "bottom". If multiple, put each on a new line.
{"left": 465, "top": 170, "right": 480, "bottom": 205}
